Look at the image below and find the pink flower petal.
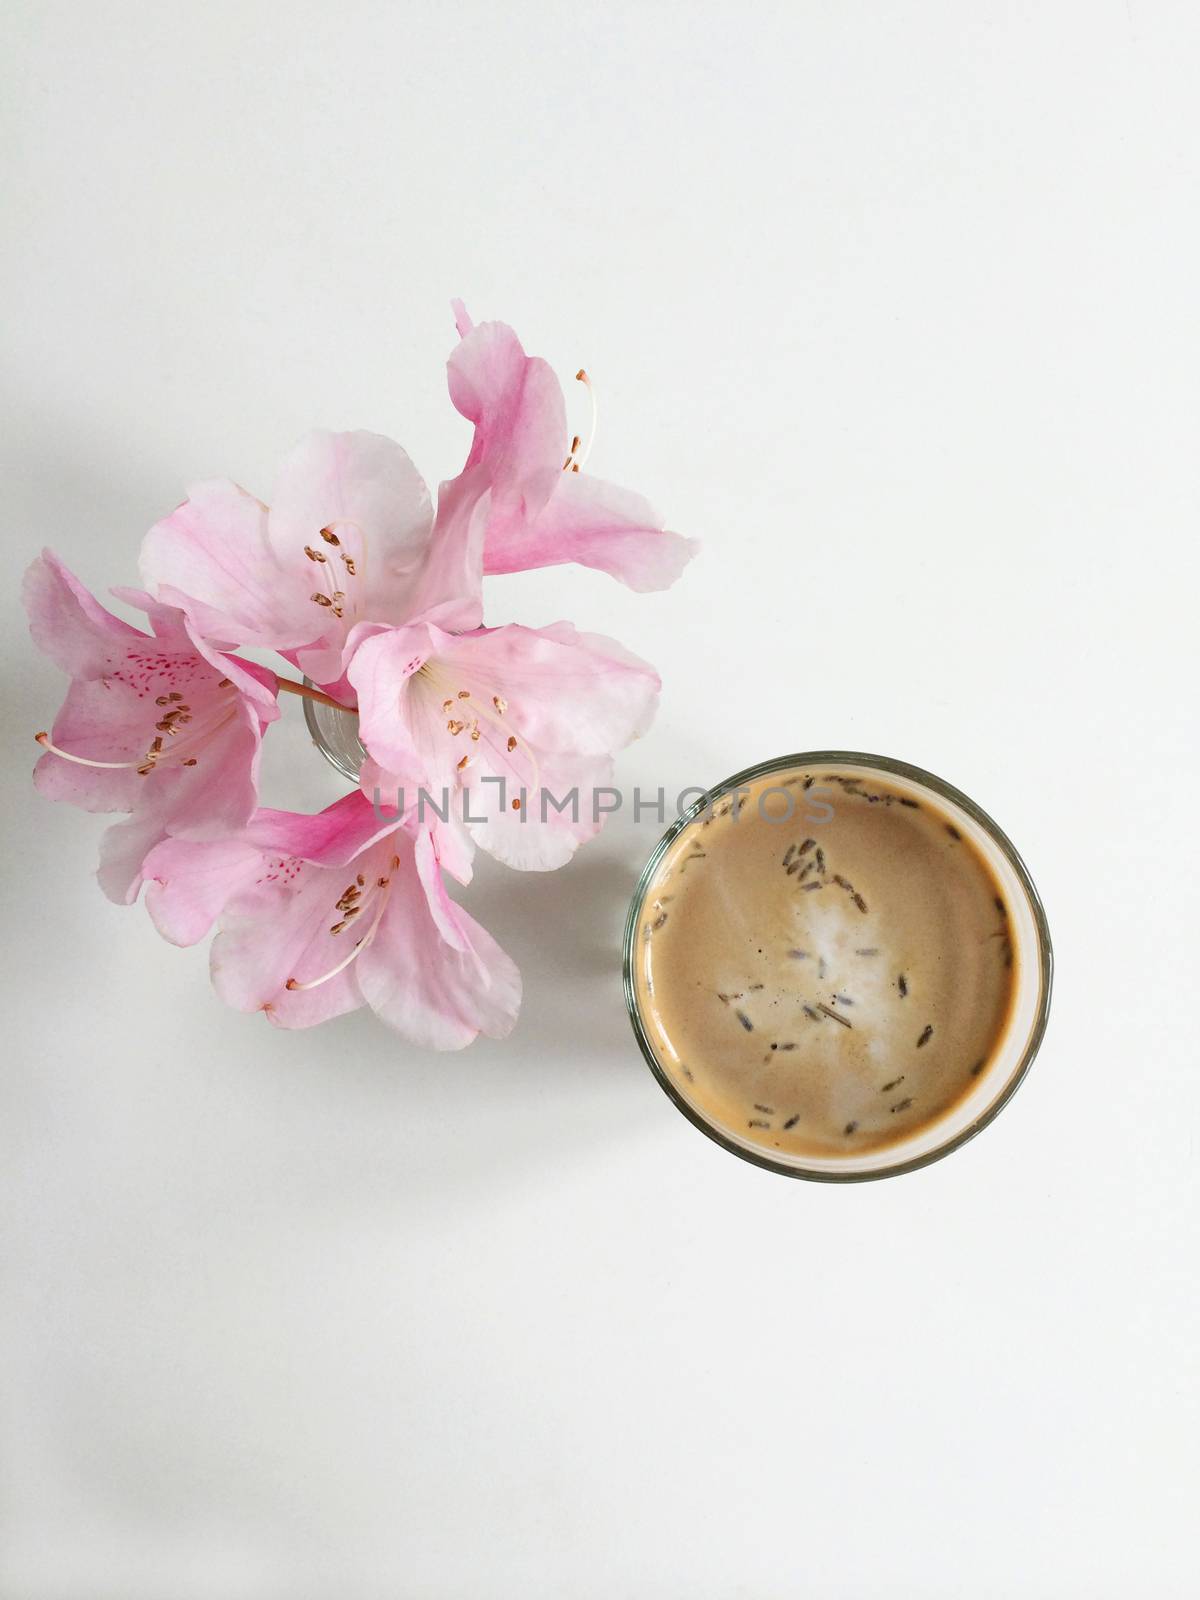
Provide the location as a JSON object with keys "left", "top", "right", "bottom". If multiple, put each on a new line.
{"left": 488, "top": 470, "right": 699, "bottom": 593}
{"left": 269, "top": 429, "right": 433, "bottom": 583}
{"left": 140, "top": 435, "right": 439, "bottom": 691}
{"left": 351, "top": 618, "right": 659, "bottom": 871}
{"left": 161, "top": 694, "right": 266, "bottom": 840}
{"left": 24, "top": 550, "right": 142, "bottom": 677}
{"left": 357, "top": 756, "right": 478, "bottom": 885}
{"left": 140, "top": 479, "right": 320, "bottom": 651}
{"left": 446, "top": 311, "right": 696, "bottom": 592}
{"left": 466, "top": 749, "right": 616, "bottom": 871}
{"left": 112, "top": 584, "right": 281, "bottom": 715}
{"left": 97, "top": 803, "right": 173, "bottom": 905}
{"left": 34, "top": 676, "right": 145, "bottom": 813}
{"left": 435, "top": 622, "right": 660, "bottom": 755}
{"left": 400, "top": 466, "right": 488, "bottom": 637}
{"left": 36, "top": 651, "right": 265, "bottom": 831}
{"left": 27, "top": 554, "right": 271, "bottom": 889}
{"left": 271, "top": 430, "right": 435, "bottom": 680}
{"left": 357, "top": 830, "right": 520, "bottom": 1049}
{"left": 193, "top": 793, "right": 384, "bottom": 1024}
{"left": 246, "top": 789, "right": 399, "bottom": 867}
{"left": 424, "top": 796, "right": 476, "bottom": 885}
{"left": 190, "top": 793, "right": 517, "bottom": 1042}
{"left": 346, "top": 622, "right": 434, "bottom": 779}
{"left": 141, "top": 835, "right": 263, "bottom": 945}
{"left": 211, "top": 846, "right": 368, "bottom": 1029}
{"left": 447, "top": 318, "right": 567, "bottom": 524}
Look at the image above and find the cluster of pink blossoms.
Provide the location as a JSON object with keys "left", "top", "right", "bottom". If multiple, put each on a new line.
{"left": 26, "top": 306, "right": 695, "bottom": 1048}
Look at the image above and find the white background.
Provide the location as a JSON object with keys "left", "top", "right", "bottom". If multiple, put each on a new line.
{"left": 3, "top": 3, "right": 1197, "bottom": 1595}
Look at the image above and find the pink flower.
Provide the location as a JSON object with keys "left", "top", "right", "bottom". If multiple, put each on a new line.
{"left": 137, "top": 311, "right": 695, "bottom": 699}
{"left": 449, "top": 302, "right": 699, "bottom": 592}
{"left": 27, "top": 307, "right": 695, "bottom": 1051}
{"left": 139, "top": 430, "right": 444, "bottom": 690}
{"left": 141, "top": 791, "right": 520, "bottom": 1047}
{"left": 350, "top": 619, "right": 659, "bottom": 871}
{"left": 24, "top": 551, "right": 278, "bottom": 903}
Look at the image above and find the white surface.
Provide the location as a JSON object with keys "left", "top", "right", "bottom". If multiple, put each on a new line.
{"left": 2, "top": 4, "right": 1197, "bottom": 1596}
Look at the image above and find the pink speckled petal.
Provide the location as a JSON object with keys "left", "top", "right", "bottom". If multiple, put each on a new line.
{"left": 112, "top": 584, "right": 280, "bottom": 715}
{"left": 27, "top": 553, "right": 270, "bottom": 858}
{"left": 211, "top": 844, "right": 372, "bottom": 1029}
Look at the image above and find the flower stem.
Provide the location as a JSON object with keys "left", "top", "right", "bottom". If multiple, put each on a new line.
{"left": 276, "top": 677, "right": 354, "bottom": 713}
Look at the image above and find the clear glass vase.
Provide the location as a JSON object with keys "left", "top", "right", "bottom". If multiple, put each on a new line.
{"left": 303, "top": 684, "right": 367, "bottom": 782}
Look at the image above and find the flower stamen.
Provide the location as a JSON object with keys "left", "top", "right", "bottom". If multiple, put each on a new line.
{"left": 285, "top": 855, "right": 398, "bottom": 992}
{"left": 311, "top": 520, "right": 369, "bottom": 619}
{"left": 34, "top": 732, "right": 141, "bottom": 770}
{"left": 562, "top": 369, "right": 596, "bottom": 472}
{"left": 35, "top": 692, "right": 238, "bottom": 777}
{"left": 418, "top": 662, "right": 543, "bottom": 803}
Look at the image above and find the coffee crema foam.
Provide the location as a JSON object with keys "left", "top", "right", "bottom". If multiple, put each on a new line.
{"left": 633, "top": 765, "right": 1018, "bottom": 1160}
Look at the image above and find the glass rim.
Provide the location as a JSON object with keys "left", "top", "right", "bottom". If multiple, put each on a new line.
{"left": 621, "top": 749, "right": 1054, "bottom": 1183}
{"left": 302, "top": 681, "right": 366, "bottom": 782}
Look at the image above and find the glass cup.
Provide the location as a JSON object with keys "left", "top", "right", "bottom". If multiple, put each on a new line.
{"left": 303, "top": 688, "right": 366, "bottom": 781}
{"left": 623, "top": 751, "right": 1053, "bottom": 1181}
